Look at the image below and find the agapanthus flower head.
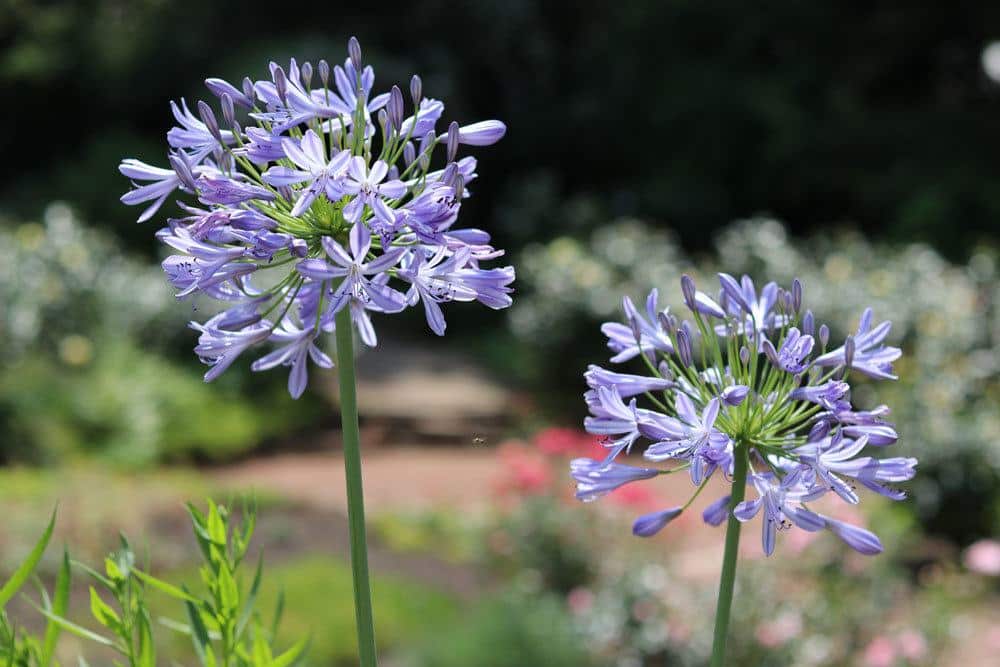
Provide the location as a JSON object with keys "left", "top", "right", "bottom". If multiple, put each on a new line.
{"left": 120, "top": 39, "right": 513, "bottom": 397}
{"left": 572, "top": 273, "right": 915, "bottom": 555}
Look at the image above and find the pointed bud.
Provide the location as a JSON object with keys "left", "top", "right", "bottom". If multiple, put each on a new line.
{"left": 844, "top": 335, "right": 855, "bottom": 369}
{"left": 272, "top": 65, "right": 288, "bottom": 104}
{"left": 681, "top": 274, "right": 697, "bottom": 311}
{"left": 791, "top": 278, "right": 802, "bottom": 312}
{"left": 440, "top": 162, "right": 458, "bottom": 188}
{"left": 220, "top": 93, "right": 236, "bottom": 129}
{"left": 410, "top": 74, "right": 423, "bottom": 104}
{"left": 807, "top": 420, "right": 830, "bottom": 443}
{"left": 205, "top": 78, "right": 252, "bottom": 108}
{"left": 453, "top": 174, "right": 465, "bottom": 201}
{"left": 633, "top": 507, "right": 683, "bottom": 537}
{"left": 657, "top": 311, "right": 674, "bottom": 336}
{"left": 802, "top": 310, "right": 814, "bottom": 336}
{"left": 317, "top": 59, "right": 330, "bottom": 86}
{"left": 676, "top": 328, "right": 692, "bottom": 367}
{"left": 457, "top": 120, "right": 507, "bottom": 146}
{"left": 819, "top": 324, "right": 830, "bottom": 348}
{"left": 739, "top": 346, "right": 750, "bottom": 365}
{"left": 168, "top": 152, "right": 198, "bottom": 192}
{"left": 388, "top": 85, "right": 405, "bottom": 131}
{"left": 658, "top": 361, "right": 674, "bottom": 381}
{"left": 722, "top": 385, "right": 750, "bottom": 406}
{"left": 403, "top": 141, "right": 416, "bottom": 166}
{"left": 702, "top": 496, "right": 731, "bottom": 526}
{"left": 300, "top": 61, "right": 313, "bottom": 88}
{"left": 377, "top": 109, "right": 389, "bottom": 137}
{"left": 348, "top": 36, "right": 363, "bottom": 70}
{"left": 197, "top": 100, "right": 223, "bottom": 144}
{"left": 241, "top": 77, "right": 255, "bottom": 105}
{"left": 446, "top": 121, "right": 460, "bottom": 162}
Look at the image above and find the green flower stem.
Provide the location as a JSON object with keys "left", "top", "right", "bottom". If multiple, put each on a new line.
{"left": 709, "top": 444, "right": 749, "bottom": 667}
{"left": 334, "top": 307, "right": 378, "bottom": 667}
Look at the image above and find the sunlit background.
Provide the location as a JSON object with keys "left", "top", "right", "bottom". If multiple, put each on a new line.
{"left": 2, "top": 2, "right": 1000, "bottom": 665}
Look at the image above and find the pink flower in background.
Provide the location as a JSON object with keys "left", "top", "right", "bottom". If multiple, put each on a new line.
{"left": 862, "top": 635, "right": 897, "bottom": 667}
{"left": 536, "top": 427, "right": 603, "bottom": 458}
{"left": 963, "top": 539, "right": 1000, "bottom": 575}
{"left": 566, "top": 587, "right": 594, "bottom": 615}
{"left": 754, "top": 612, "right": 802, "bottom": 648}
{"left": 897, "top": 629, "right": 928, "bottom": 661}
{"left": 495, "top": 442, "right": 551, "bottom": 496}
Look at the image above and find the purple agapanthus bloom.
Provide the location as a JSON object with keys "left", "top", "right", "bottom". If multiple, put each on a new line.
{"left": 572, "top": 273, "right": 915, "bottom": 557}
{"left": 119, "top": 38, "right": 512, "bottom": 396}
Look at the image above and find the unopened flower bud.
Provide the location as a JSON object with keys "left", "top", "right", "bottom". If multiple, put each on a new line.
{"left": 300, "top": 61, "right": 313, "bottom": 88}
{"left": 197, "top": 100, "right": 223, "bottom": 144}
{"left": 205, "top": 78, "right": 252, "bottom": 109}
{"left": 220, "top": 93, "right": 236, "bottom": 129}
{"left": 168, "top": 152, "right": 198, "bottom": 192}
{"left": 377, "top": 109, "right": 390, "bottom": 137}
{"left": 388, "top": 85, "right": 405, "bottom": 131}
{"left": 241, "top": 77, "right": 255, "bottom": 105}
{"left": 739, "top": 346, "right": 750, "bottom": 365}
{"left": 272, "top": 65, "right": 288, "bottom": 104}
{"left": 802, "top": 310, "right": 814, "bottom": 336}
{"left": 844, "top": 335, "right": 855, "bottom": 369}
{"left": 453, "top": 175, "right": 465, "bottom": 200}
{"left": 403, "top": 141, "right": 416, "bottom": 166}
{"left": 819, "top": 324, "right": 830, "bottom": 348}
{"left": 317, "top": 59, "right": 330, "bottom": 86}
{"left": 681, "top": 274, "right": 697, "bottom": 311}
{"left": 348, "top": 36, "right": 363, "bottom": 70}
{"left": 446, "top": 121, "right": 460, "bottom": 162}
{"left": 658, "top": 361, "right": 674, "bottom": 381}
{"left": 676, "top": 328, "right": 693, "bottom": 367}
{"left": 722, "top": 385, "right": 750, "bottom": 406}
{"left": 791, "top": 278, "right": 802, "bottom": 312}
{"left": 410, "top": 74, "right": 423, "bottom": 104}
{"left": 657, "top": 311, "right": 674, "bottom": 336}
{"left": 440, "top": 162, "right": 458, "bottom": 188}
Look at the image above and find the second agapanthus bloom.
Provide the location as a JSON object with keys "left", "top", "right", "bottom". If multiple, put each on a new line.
{"left": 572, "top": 273, "right": 916, "bottom": 556}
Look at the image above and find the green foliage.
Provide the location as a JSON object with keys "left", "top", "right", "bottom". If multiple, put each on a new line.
{"left": 0, "top": 509, "right": 61, "bottom": 667}
{"left": 0, "top": 208, "right": 324, "bottom": 466}
{"left": 414, "top": 592, "right": 593, "bottom": 667}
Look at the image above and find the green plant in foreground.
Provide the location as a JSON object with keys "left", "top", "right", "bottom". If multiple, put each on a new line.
{"left": 38, "top": 499, "right": 306, "bottom": 667}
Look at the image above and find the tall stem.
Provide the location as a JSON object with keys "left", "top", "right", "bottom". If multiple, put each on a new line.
{"left": 709, "top": 445, "right": 748, "bottom": 667}
{"left": 334, "top": 308, "right": 378, "bottom": 667}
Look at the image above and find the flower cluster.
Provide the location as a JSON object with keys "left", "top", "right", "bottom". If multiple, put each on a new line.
{"left": 120, "top": 38, "right": 514, "bottom": 397}
{"left": 572, "top": 274, "right": 917, "bottom": 555}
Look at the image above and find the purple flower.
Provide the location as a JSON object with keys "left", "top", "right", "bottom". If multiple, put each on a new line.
{"left": 813, "top": 308, "right": 901, "bottom": 380}
{"left": 601, "top": 290, "right": 674, "bottom": 363}
{"left": 703, "top": 495, "right": 731, "bottom": 526}
{"left": 715, "top": 273, "right": 788, "bottom": 341}
{"left": 342, "top": 157, "right": 407, "bottom": 224}
{"left": 119, "top": 159, "right": 182, "bottom": 223}
{"left": 823, "top": 517, "right": 883, "bottom": 555}
{"left": 191, "top": 313, "right": 272, "bottom": 382}
{"left": 633, "top": 508, "right": 684, "bottom": 537}
{"left": 644, "top": 396, "right": 732, "bottom": 485}
{"left": 251, "top": 319, "right": 333, "bottom": 399}
{"left": 584, "top": 385, "right": 643, "bottom": 455}
{"left": 457, "top": 120, "right": 507, "bottom": 146}
{"left": 166, "top": 99, "right": 236, "bottom": 164}
{"left": 571, "top": 458, "right": 659, "bottom": 502}
{"left": 762, "top": 327, "right": 814, "bottom": 374}
{"left": 197, "top": 176, "right": 275, "bottom": 205}
{"left": 584, "top": 364, "right": 674, "bottom": 398}
{"left": 721, "top": 384, "right": 750, "bottom": 406}
{"left": 734, "top": 470, "right": 825, "bottom": 556}
{"left": 263, "top": 130, "right": 351, "bottom": 216}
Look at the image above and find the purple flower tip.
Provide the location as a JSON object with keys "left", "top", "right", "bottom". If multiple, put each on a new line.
{"left": 632, "top": 507, "right": 683, "bottom": 537}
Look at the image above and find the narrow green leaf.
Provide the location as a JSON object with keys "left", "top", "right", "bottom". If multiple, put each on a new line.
{"left": 137, "top": 612, "right": 156, "bottom": 667}
{"left": 217, "top": 565, "right": 238, "bottom": 613}
{"left": 0, "top": 509, "right": 56, "bottom": 608}
{"left": 88, "top": 587, "right": 122, "bottom": 635}
{"left": 206, "top": 503, "right": 227, "bottom": 546}
{"left": 270, "top": 637, "right": 308, "bottom": 667}
{"left": 184, "top": 595, "right": 216, "bottom": 667}
{"left": 132, "top": 570, "right": 199, "bottom": 603}
{"left": 270, "top": 590, "right": 285, "bottom": 640}
{"left": 70, "top": 561, "right": 113, "bottom": 589}
{"left": 235, "top": 555, "right": 263, "bottom": 640}
{"left": 40, "top": 548, "right": 71, "bottom": 667}
{"left": 32, "top": 606, "right": 116, "bottom": 648}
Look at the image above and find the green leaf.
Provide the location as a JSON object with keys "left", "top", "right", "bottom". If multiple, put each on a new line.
{"left": 132, "top": 570, "right": 199, "bottom": 603}
{"left": 206, "top": 502, "right": 227, "bottom": 546}
{"left": 40, "top": 548, "right": 71, "bottom": 667}
{"left": 88, "top": 588, "right": 121, "bottom": 632}
{"left": 184, "top": 595, "right": 216, "bottom": 667}
{"left": 217, "top": 565, "right": 238, "bottom": 613}
{"left": 270, "top": 590, "right": 285, "bottom": 640}
{"left": 0, "top": 509, "right": 56, "bottom": 608}
{"left": 31, "top": 605, "right": 116, "bottom": 648}
{"left": 235, "top": 555, "right": 263, "bottom": 640}
{"left": 270, "top": 637, "right": 308, "bottom": 667}
{"left": 136, "top": 612, "right": 156, "bottom": 667}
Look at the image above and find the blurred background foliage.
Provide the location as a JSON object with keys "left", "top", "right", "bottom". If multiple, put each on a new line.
{"left": 2, "top": 1, "right": 1000, "bottom": 664}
